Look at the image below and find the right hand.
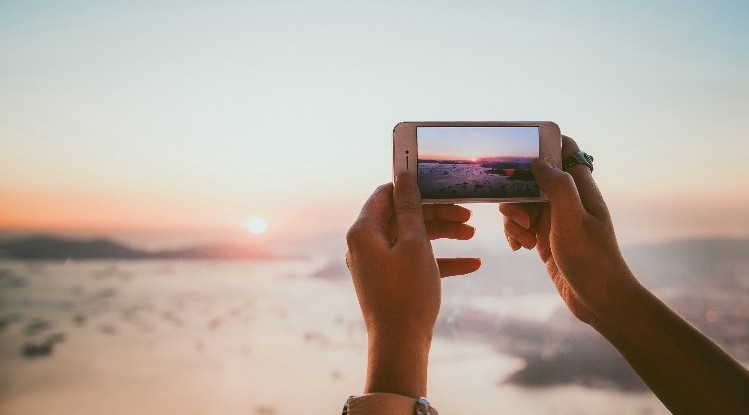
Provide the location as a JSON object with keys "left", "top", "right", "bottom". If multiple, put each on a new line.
{"left": 500, "top": 136, "right": 639, "bottom": 329}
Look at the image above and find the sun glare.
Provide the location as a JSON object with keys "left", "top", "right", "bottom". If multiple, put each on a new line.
{"left": 247, "top": 217, "right": 267, "bottom": 235}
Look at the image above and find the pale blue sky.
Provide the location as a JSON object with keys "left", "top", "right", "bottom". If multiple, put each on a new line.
{"left": 1, "top": 0, "right": 748, "bottom": 242}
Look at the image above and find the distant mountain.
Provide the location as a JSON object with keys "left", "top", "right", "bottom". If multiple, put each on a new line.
{"left": 160, "top": 242, "right": 282, "bottom": 260}
{"left": 0, "top": 235, "right": 284, "bottom": 261}
{"left": 434, "top": 236, "right": 749, "bottom": 296}
{"left": 623, "top": 237, "right": 749, "bottom": 288}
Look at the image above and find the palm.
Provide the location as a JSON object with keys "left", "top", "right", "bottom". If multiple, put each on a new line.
{"left": 534, "top": 207, "right": 596, "bottom": 324}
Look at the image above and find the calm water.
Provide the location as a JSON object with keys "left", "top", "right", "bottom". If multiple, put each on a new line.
{"left": 0, "top": 258, "right": 677, "bottom": 415}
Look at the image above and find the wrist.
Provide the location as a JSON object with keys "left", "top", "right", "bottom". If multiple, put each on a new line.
{"left": 587, "top": 273, "right": 649, "bottom": 341}
{"left": 365, "top": 331, "right": 432, "bottom": 399}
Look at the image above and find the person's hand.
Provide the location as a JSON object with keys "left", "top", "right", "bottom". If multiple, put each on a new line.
{"left": 500, "top": 136, "right": 638, "bottom": 329}
{"left": 345, "top": 173, "right": 481, "bottom": 398}
{"left": 502, "top": 136, "right": 749, "bottom": 414}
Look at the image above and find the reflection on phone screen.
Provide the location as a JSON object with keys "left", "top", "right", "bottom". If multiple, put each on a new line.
{"left": 416, "top": 126, "right": 540, "bottom": 199}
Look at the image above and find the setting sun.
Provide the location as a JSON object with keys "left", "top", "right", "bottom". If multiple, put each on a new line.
{"left": 247, "top": 217, "right": 267, "bottom": 235}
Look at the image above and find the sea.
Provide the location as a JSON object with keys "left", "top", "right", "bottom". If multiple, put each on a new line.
{"left": 2, "top": 224, "right": 747, "bottom": 415}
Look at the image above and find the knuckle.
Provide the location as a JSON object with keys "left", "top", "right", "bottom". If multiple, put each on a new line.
{"left": 345, "top": 222, "right": 366, "bottom": 245}
{"left": 554, "top": 171, "right": 576, "bottom": 188}
{"left": 344, "top": 249, "right": 352, "bottom": 270}
{"left": 374, "top": 183, "right": 391, "bottom": 193}
{"left": 397, "top": 202, "right": 422, "bottom": 216}
{"left": 561, "top": 135, "right": 580, "bottom": 150}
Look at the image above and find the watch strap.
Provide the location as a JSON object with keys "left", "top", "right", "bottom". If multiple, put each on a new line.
{"left": 342, "top": 393, "right": 438, "bottom": 415}
{"left": 562, "top": 151, "right": 594, "bottom": 172}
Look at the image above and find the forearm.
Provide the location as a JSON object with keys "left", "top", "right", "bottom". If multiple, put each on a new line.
{"left": 594, "top": 276, "right": 749, "bottom": 415}
{"left": 365, "top": 332, "right": 432, "bottom": 399}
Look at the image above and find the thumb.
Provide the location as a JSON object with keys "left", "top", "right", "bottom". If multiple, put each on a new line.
{"left": 532, "top": 159, "right": 585, "bottom": 222}
{"left": 393, "top": 173, "right": 428, "bottom": 240}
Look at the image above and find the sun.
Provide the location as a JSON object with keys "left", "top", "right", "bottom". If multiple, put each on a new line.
{"left": 246, "top": 217, "right": 267, "bottom": 235}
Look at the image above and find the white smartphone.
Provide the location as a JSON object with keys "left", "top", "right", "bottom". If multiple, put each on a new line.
{"left": 392, "top": 121, "right": 562, "bottom": 203}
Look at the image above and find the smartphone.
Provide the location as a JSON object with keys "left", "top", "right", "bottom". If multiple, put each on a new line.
{"left": 392, "top": 121, "right": 561, "bottom": 203}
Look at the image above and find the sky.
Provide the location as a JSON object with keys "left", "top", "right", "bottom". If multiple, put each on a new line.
{"left": 1, "top": 0, "right": 748, "bottom": 245}
{"left": 418, "top": 127, "right": 538, "bottom": 161}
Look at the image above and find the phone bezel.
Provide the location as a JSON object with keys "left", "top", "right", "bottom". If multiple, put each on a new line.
{"left": 392, "top": 121, "right": 561, "bottom": 203}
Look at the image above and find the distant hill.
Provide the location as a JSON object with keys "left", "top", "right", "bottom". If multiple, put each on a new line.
{"left": 0, "top": 235, "right": 284, "bottom": 261}
{"left": 435, "top": 236, "right": 749, "bottom": 295}
{"left": 623, "top": 237, "right": 749, "bottom": 288}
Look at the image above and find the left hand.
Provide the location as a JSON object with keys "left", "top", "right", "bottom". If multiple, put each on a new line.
{"left": 345, "top": 173, "right": 480, "bottom": 397}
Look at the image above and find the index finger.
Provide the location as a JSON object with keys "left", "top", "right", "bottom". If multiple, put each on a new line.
{"left": 393, "top": 173, "right": 428, "bottom": 240}
{"left": 423, "top": 204, "right": 472, "bottom": 223}
{"left": 348, "top": 183, "right": 395, "bottom": 247}
{"left": 561, "top": 135, "right": 610, "bottom": 220}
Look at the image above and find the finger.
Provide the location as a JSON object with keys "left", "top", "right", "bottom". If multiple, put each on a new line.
{"left": 499, "top": 203, "right": 533, "bottom": 229}
{"left": 423, "top": 204, "right": 472, "bottom": 223}
{"left": 393, "top": 173, "right": 428, "bottom": 239}
{"left": 533, "top": 206, "right": 553, "bottom": 263}
{"left": 437, "top": 258, "right": 482, "bottom": 277}
{"left": 527, "top": 203, "right": 544, "bottom": 231}
{"left": 560, "top": 135, "right": 609, "bottom": 220}
{"left": 504, "top": 215, "right": 537, "bottom": 249}
{"left": 425, "top": 220, "right": 475, "bottom": 240}
{"left": 348, "top": 183, "right": 395, "bottom": 247}
{"left": 531, "top": 158, "right": 585, "bottom": 224}
{"left": 505, "top": 233, "right": 523, "bottom": 251}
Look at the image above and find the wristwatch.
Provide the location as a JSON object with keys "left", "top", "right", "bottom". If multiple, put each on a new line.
{"left": 562, "top": 151, "right": 594, "bottom": 172}
{"left": 342, "top": 394, "right": 436, "bottom": 415}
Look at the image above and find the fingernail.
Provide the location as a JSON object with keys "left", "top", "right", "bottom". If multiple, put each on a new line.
{"left": 520, "top": 237, "right": 536, "bottom": 249}
{"left": 507, "top": 236, "right": 521, "bottom": 251}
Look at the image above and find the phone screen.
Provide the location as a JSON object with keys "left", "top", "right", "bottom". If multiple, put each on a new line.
{"left": 416, "top": 126, "right": 540, "bottom": 199}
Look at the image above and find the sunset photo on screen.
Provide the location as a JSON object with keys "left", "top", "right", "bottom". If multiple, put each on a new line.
{"left": 417, "top": 126, "right": 540, "bottom": 199}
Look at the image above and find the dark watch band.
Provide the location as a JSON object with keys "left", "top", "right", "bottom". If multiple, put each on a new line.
{"left": 562, "top": 151, "right": 594, "bottom": 172}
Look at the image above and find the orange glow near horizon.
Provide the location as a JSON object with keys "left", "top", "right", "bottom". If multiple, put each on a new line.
{"left": 4, "top": 183, "right": 749, "bottom": 247}
{"left": 0, "top": 186, "right": 361, "bottom": 241}
{"left": 0, "top": 188, "right": 261, "bottom": 235}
